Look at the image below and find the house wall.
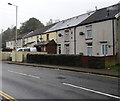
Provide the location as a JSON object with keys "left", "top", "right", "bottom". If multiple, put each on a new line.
{"left": 76, "top": 20, "right": 116, "bottom": 56}
{"left": 24, "top": 36, "right": 37, "bottom": 47}
{"left": 6, "top": 41, "right": 9, "bottom": 48}
{"left": 116, "top": 17, "right": 120, "bottom": 64}
{"left": 57, "top": 28, "right": 75, "bottom": 54}
{"left": 28, "top": 36, "right": 37, "bottom": 44}
{"left": 17, "top": 39, "right": 23, "bottom": 48}
{"left": 42, "top": 32, "right": 56, "bottom": 42}
{"left": 6, "top": 41, "right": 15, "bottom": 49}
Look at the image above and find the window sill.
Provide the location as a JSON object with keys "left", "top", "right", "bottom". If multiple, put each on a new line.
{"left": 64, "top": 41, "right": 69, "bottom": 42}
{"left": 85, "top": 38, "right": 93, "bottom": 40}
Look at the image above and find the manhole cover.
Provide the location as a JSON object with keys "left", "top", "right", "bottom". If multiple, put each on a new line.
{"left": 56, "top": 76, "right": 66, "bottom": 79}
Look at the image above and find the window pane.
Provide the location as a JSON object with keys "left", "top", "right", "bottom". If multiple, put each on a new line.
{"left": 87, "top": 47, "right": 92, "bottom": 56}
{"left": 87, "top": 30, "right": 92, "bottom": 38}
{"left": 101, "top": 44, "right": 108, "bottom": 55}
{"left": 65, "top": 32, "right": 69, "bottom": 41}
{"left": 102, "top": 45, "right": 104, "bottom": 55}
{"left": 86, "top": 25, "right": 92, "bottom": 38}
{"left": 105, "top": 45, "right": 108, "bottom": 55}
{"left": 65, "top": 44, "right": 69, "bottom": 54}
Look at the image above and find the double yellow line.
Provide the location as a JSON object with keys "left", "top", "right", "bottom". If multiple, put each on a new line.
{"left": 0, "top": 90, "right": 17, "bottom": 101}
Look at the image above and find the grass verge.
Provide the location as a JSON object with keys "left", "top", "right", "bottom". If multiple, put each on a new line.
{"left": 107, "top": 65, "right": 120, "bottom": 72}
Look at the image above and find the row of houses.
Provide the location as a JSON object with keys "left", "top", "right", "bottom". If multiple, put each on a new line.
{"left": 6, "top": 3, "right": 120, "bottom": 56}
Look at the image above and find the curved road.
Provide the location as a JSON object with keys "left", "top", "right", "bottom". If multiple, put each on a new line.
{"left": 1, "top": 63, "right": 120, "bottom": 100}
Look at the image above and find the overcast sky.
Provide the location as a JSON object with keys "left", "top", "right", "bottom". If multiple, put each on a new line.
{"left": 0, "top": 0, "right": 120, "bottom": 32}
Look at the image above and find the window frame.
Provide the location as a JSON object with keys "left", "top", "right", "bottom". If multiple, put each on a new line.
{"left": 86, "top": 25, "right": 93, "bottom": 39}
{"left": 101, "top": 43, "right": 108, "bottom": 56}
{"left": 65, "top": 44, "right": 70, "bottom": 54}
{"left": 87, "top": 43, "right": 93, "bottom": 56}
{"left": 64, "top": 29, "right": 69, "bottom": 42}
{"left": 46, "top": 34, "right": 49, "bottom": 41}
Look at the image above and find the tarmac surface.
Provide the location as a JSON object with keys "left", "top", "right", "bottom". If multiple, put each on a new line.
{"left": 2, "top": 62, "right": 120, "bottom": 99}
{"left": 3, "top": 61, "right": 120, "bottom": 78}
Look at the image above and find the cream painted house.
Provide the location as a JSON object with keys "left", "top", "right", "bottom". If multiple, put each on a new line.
{"left": 6, "top": 24, "right": 57, "bottom": 49}
{"left": 6, "top": 3, "right": 120, "bottom": 57}
{"left": 76, "top": 20, "right": 116, "bottom": 56}
{"left": 45, "top": 3, "right": 120, "bottom": 56}
{"left": 23, "top": 31, "right": 37, "bottom": 47}
{"left": 45, "top": 12, "right": 94, "bottom": 54}
{"left": 115, "top": 12, "right": 120, "bottom": 64}
{"left": 41, "top": 32, "right": 56, "bottom": 42}
{"left": 76, "top": 3, "right": 120, "bottom": 56}
{"left": 6, "top": 33, "right": 28, "bottom": 49}
{"left": 23, "top": 23, "right": 57, "bottom": 47}
{"left": 6, "top": 40, "right": 15, "bottom": 49}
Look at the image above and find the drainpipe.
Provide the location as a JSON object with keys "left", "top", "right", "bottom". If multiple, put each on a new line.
{"left": 116, "top": 17, "right": 120, "bottom": 64}
{"left": 74, "top": 27, "right": 76, "bottom": 54}
{"left": 112, "top": 19, "right": 115, "bottom": 56}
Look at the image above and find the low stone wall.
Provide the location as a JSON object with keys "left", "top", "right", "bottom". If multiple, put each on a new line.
{"left": 12, "top": 51, "right": 47, "bottom": 62}
{"left": 105, "top": 56, "right": 117, "bottom": 67}
{"left": 80, "top": 56, "right": 117, "bottom": 68}
{"left": 1, "top": 52, "right": 11, "bottom": 61}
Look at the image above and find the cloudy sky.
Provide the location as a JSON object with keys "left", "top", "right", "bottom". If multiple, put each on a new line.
{"left": 0, "top": 0, "right": 120, "bottom": 32}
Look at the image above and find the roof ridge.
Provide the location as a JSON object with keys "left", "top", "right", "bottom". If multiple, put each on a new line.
{"left": 96, "top": 3, "right": 120, "bottom": 11}
{"left": 60, "top": 11, "right": 95, "bottom": 23}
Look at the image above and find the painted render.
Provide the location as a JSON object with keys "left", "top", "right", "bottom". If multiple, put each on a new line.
{"left": 6, "top": 40, "right": 15, "bottom": 49}
{"left": 41, "top": 32, "right": 57, "bottom": 42}
{"left": 116, "top": 16, "right": 120, "bottom": 64}
{"left": 76, "top": 20, "right": 117, "bottom": 56}
{"left": 57, "top": 28, "right": 75, "bottom": 54}
{"left": 24, "top": 36, "right": 37, "bottom": 47}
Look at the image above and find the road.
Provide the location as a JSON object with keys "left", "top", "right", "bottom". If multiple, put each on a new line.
{"left": 1, "top": 62, "right": 120, "bottom": 100}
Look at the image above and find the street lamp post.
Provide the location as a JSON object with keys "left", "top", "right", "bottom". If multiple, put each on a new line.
{"left": 8, "top": 3, "right": 18, "bottom": 50}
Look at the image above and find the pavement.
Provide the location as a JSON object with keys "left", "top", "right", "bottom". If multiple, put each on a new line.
{"left": 3, "top": 61, "right": 120, "bottom": 78}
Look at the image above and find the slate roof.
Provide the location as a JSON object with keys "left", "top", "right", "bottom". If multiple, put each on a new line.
{"left": 17, "top": 33, "right": 27, "bottom": 40}
{"left": 23, "top": 41, "right": 35, "bottom": 47}
{"left": 35, "top": 40, "right": 57, "bottom": 46}
{"left": 45, "top": 11, "right": 94, "bottom": 33}
{"left": 79, "top": 3, "right": 120, "bottom": 26}
{"left": 24, "top": 23, "right": 56, "bottom": 38}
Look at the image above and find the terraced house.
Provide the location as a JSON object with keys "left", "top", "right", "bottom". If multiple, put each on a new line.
{"left": 6, "top": 3, "right": 120, "bottom": 56}
{"left": 45, "top": 11, "right": 94, "bottom": 54}
{"left": 76, "top": 3, "right": 120, "bottom": 56}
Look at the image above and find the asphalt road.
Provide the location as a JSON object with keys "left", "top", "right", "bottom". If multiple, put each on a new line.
{"left": 1, "top": 62, "right": 120, "bottom": 100}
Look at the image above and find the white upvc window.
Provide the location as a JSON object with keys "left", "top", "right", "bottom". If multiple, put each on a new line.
{"left": 64, "top": 30, "right": 69, "bottom": 41}
{"left": 87, "top": 43, "right": 93, "bottom": 56}
{"left": 86, "top": 25, "right": 92, "bottom": 39}
{"left": 101, "top": 43, "right": 108, "bottom": 56}
{"left": 65, "top": 44, "right": 69, "bottom": 54}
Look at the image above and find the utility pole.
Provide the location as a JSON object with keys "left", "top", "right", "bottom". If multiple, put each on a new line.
{"left": 8, "top": 3, "right": 18, "bottom": 50}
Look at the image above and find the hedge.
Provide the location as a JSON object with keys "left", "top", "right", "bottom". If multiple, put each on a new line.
{"left": 28, "top": 54, "right": 119, "bottom": 68}
{"left": 27, "top": 54, "right": 81, "bottom": 67}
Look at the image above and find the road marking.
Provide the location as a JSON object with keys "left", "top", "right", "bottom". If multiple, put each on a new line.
{"left": 55, "top": 69, "right": 120, "bottom": 79}
{"left": 77, "top": 71, "right": 120, "bottom": 79}
{"left": 0, "top": 90, "right": 17, "bottom": 101}
{"left": 8, "top": 70, "right": 40, "bottom": 79}
{"left": 63, "top": 82, "right": 120, "bottom": 99}
{"left": 38, "top": 66, "right": 119, "bottom": 79}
